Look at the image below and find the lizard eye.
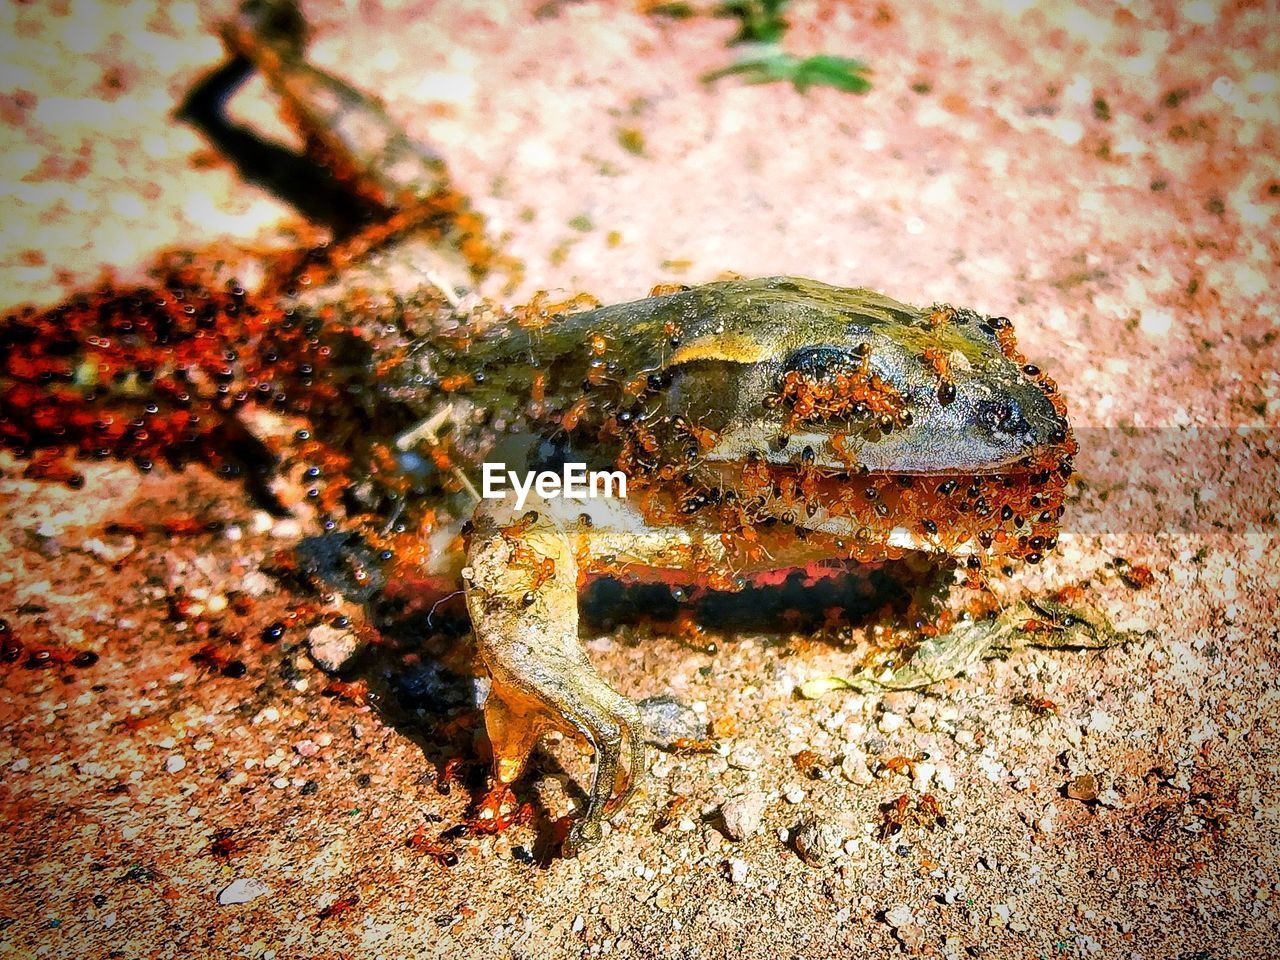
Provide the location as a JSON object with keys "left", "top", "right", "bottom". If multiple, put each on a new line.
{"left": 780, "top": 345, "right": 864, "bottom": 383}
{"left": 976, "top": 398, "right": 1033, "bottom": 440}
{"left": 775, "top": 344, "right": 905, "bottom": 428}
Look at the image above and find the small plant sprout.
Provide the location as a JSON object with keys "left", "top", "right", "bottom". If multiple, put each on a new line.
{"left": 679, "top": 0, "right": 873, "bottom": 95}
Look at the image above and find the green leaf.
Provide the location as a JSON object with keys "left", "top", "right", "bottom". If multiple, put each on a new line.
{"left": 703, "top": 52, "right": 872, "bottom": 95}
{"left": 789, "top": 54, "right": 872, "bottom": 94}
{"left": 716, "top": 0, "right": 791, "bottom": 45}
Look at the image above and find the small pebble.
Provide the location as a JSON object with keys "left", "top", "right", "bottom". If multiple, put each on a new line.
{"left": 911, "top": 761, "right": 936, "bottom": 793}
{"left": 784, "top": 785, "right": 806, "bottom": 804}
{"left": 792, "top": 814, "right": 845, "bottom": 865}
{"left": 1066, "top": 773, "right": 1098, "bottom": 802}
{"left": 1086, "top": 709, "right": 1114, "bottom": 734}
{"left": 896, "top": 922, "right": 926, "bottom": 950}
{"left": 165, "top": 755, "right": 185, "bottom": 774}
{"left": 82, "top": 536, "right": 135, "bottom": 562}
{"left": 217, "top": 878, "right": 270, "bottom": 906}
{"left": 882, "top": 692, "right": 913, "bottom": 713}
{"left": 639, "top": 696, "right": 704, "bottom": 747}
{"left": 307, "top": 623, "right": 364, "bottom": 675}
{"left": 1097, "top": 787, "right": 1122, "bottom": 807}
{"left": 878, "top": 712, "right": 905, "bottom": 734}
{"left": 726, "top": 858, "right": 749, "bottom": 884}
{"left": 271, "top": 518, "right": 302, "bottom": 539}
{"left": 727, "top": 743, "right": 763, "bottom": 770}
{"left": 241, "top": 570, "right": 273, "bottom": 597}
{"left": 720, "top": 791, "right": 766, "bottom": 840}
{"left": 840, "top": 747, "right": 874, "bottom": 785}
{"left": 884, "top": 903, "right": 914, "bottom": 928}
{"left": 935, "top": 765, "right": 956, "bottom": 793}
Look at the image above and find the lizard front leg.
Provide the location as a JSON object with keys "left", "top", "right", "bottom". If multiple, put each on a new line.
{"left": 462, "top": 500, "right": 645, "bottom": 857}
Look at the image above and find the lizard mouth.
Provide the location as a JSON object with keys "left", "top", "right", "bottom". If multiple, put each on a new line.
{"left": 699, "top": 397, "right": 1073, "bottom": 476}
{"left": 685, "top": 448, "right": 1071, "bottom": 566}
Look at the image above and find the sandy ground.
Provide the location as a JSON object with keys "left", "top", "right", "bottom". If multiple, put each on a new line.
{"left": 2, "top": 0, "right": 1279, "bottom": 957}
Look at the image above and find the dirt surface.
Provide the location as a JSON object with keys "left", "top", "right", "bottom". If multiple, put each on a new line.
{"left": 2, "top": 1, "right": 1279, "bottom": 958}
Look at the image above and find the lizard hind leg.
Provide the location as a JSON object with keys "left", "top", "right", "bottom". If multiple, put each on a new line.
{"left": 188, "top": 0, "right": 492, "bottom": 295}
{"left": 217, "top": 0, "right": 462, "bottom": 221}
{"left": 463, "top": 501, "right": 646, "bottom": 857}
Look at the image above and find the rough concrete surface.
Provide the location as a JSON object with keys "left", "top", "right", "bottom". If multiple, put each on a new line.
{"left": 1, "top": 1, "right": 1278, "bottom": 958}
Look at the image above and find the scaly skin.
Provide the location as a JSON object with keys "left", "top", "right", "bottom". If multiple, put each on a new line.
{"left": 0, "top": 0, "right": 1121, "bottom": 857}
